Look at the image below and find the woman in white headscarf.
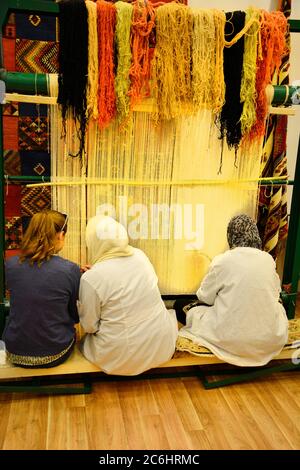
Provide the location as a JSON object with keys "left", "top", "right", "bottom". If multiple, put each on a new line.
{"left": 78, "top": 216, "right": 178, "bottom": 375}
{"left": 177, "top": 214, "right": 288, "bottom": 367}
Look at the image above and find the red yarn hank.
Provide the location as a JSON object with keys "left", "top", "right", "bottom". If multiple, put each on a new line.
{"left": 97, "top": 0, "right": 117, "bottom": 129}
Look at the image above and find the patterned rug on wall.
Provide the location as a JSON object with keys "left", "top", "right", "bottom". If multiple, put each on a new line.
{"left": 16, "top": 39, "right": 59, "bottom": 74}
{"left": 2, "top": 11, "right": 57, "bottom": 260}
{"left": 21, "top": 187, "right": 51, "bottom": 217}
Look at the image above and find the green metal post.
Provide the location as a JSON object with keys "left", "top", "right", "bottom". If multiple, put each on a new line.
{"left": 7, "top": 175, "right": 50, "bottom": 182}
{"left": 272, "top": 85, "right": 300, "bottom": 106}
{"left": 0, "top": 71, "right": 48, "bottom": 95}
{"left": 289, "top": 19, "right": 300, "bottom": 33}
{"left": 282, "top": 136, "right": 300, "bottom": 318}
{"left": 0, "top": 107, "right": 5, "bottom": 337}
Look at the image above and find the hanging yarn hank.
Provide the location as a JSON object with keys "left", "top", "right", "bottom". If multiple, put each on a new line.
{"left": 248, "top": 10, "right": 287, "bottom": 141}
{"left": 97, "top": 0, "right": 117, "bottom": 129}
{"left": 57, "top": 0, "right": 88, "bottom": 158}
{"left": 86, "top": 0, "right": 99, "bottom": 121}
{"left": 152, "top": 2, "right": 193, "bottom": 123}
{"left": 218, "top": 11, "right": 246, "bottom": 155}
{"left": 240, "top": 7, "right": 260, "bottom": 139}
{"left": 191, "top": 8, "right": 225, "bottom": 114}
{"left": 115, "top": 1, "right": 133, "bottom": 127}
{"left": 128, "top": 1, "right": 155, "bottom": 106}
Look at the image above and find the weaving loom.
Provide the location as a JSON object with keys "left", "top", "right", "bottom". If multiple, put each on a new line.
{"left": 0, "top": 0, "right": 300, "bottom": 391}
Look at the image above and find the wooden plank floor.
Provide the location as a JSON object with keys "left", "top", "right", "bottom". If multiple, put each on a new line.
{"left": 1, "top": 305, "right": 299, "bottom": 450}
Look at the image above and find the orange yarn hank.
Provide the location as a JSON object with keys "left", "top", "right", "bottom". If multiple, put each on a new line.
{"left": 248, "top": 10, "right": 287, "bottom": 141}
{"left": 97, "top": 0, "right": 116, "bottom": 129}
{"left": 128, "top": 1, "right": 155, "bottom": 105}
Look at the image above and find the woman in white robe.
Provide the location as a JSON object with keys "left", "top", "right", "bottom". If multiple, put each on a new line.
{"left": 78, "top": 216, "right": 178, "bottom": 375}
{"left": 177, "top": 214, "right": 288, "bottom": 367}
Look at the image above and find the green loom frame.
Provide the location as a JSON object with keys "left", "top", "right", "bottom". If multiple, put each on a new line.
{"left": 0, "top": 0, "right": 300, "bottom": 392}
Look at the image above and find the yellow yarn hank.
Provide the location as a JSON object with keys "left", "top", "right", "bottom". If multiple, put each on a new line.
{"left": 152, "top": 3, "right": 193, "bottom": 123}
{"left": 240, "top": 7, "right": 260, "bottom": 137}
{"left": 86, "top": 0, "right": 99, "bottom": 120}
{"left": 115, "top": 1, "right": 133, "bottom": 128}
{"left": 192, "top": 8, "right": 225, "bottom": 114}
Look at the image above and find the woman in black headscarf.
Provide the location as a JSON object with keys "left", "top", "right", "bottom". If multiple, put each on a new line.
{"left": 176, "top": 214, "right": 288, "bottom": 367}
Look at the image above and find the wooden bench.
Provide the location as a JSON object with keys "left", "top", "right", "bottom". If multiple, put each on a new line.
{"left": 0, "top": 344, "right": 299, "bottom": 393}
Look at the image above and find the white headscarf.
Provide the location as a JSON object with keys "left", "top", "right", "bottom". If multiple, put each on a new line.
{"left": 86, "top": 216, "right": 134, "bottom": 265}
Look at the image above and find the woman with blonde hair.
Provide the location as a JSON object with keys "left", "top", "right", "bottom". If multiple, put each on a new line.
{"left": 78, "top": 215, "right": 178, "bottom": 375}
{"left": 2, "top": 210, "right": 81, "bottom": 368}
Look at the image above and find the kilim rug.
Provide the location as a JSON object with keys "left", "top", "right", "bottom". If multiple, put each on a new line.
{"left": 5, "top": 216, "right": 23, "bottom": 250}
{"left": 2, "top": 38, "right": 16, "bottom": 71}
{"left": 18, "top": 116, "right": 49, "bottom": 151}
{"left": 3, "top": 102, "right": 19, "bottom": 116}
{"left": 4, "top": 150, "right": 21, "bottom": 176}
{"left": 21, "top": 187, "right": 51, "bottom": 216}
{"left": 3, "top": 13, "right": 16, "bottom": 39}
{"left": 3, "top": 117, "right": 18, "bottom": 150}
{"left": 16, "top": 38, "right": 59, "bottom": 73}
{"left": 4, "top": 185, "right": 22, "bottom": 217}
{"left": 175, "top": 319, "right": 300, "bottom": 357}
{"left": 15, "top": 12, "right": 56, "bottom": 41}
{"left": 19, "top": 103, "right": 47, "bottom": 117}
{"left": 20, "top": 151, "right": 50, "bottom": 176}
{"left": 21, "top": 216, "right": 31, "bottom": 234}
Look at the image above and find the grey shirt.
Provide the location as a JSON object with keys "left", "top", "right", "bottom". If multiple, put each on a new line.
{"left": 3, "top": 255, "right": 81, "bottom": 357}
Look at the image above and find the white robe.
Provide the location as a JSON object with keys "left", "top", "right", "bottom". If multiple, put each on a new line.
{"left": 78, "top": 248, "right": 178, "bottom": 375}
{"left": 179, "top": 247, "right": 288, "bottom": 366}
